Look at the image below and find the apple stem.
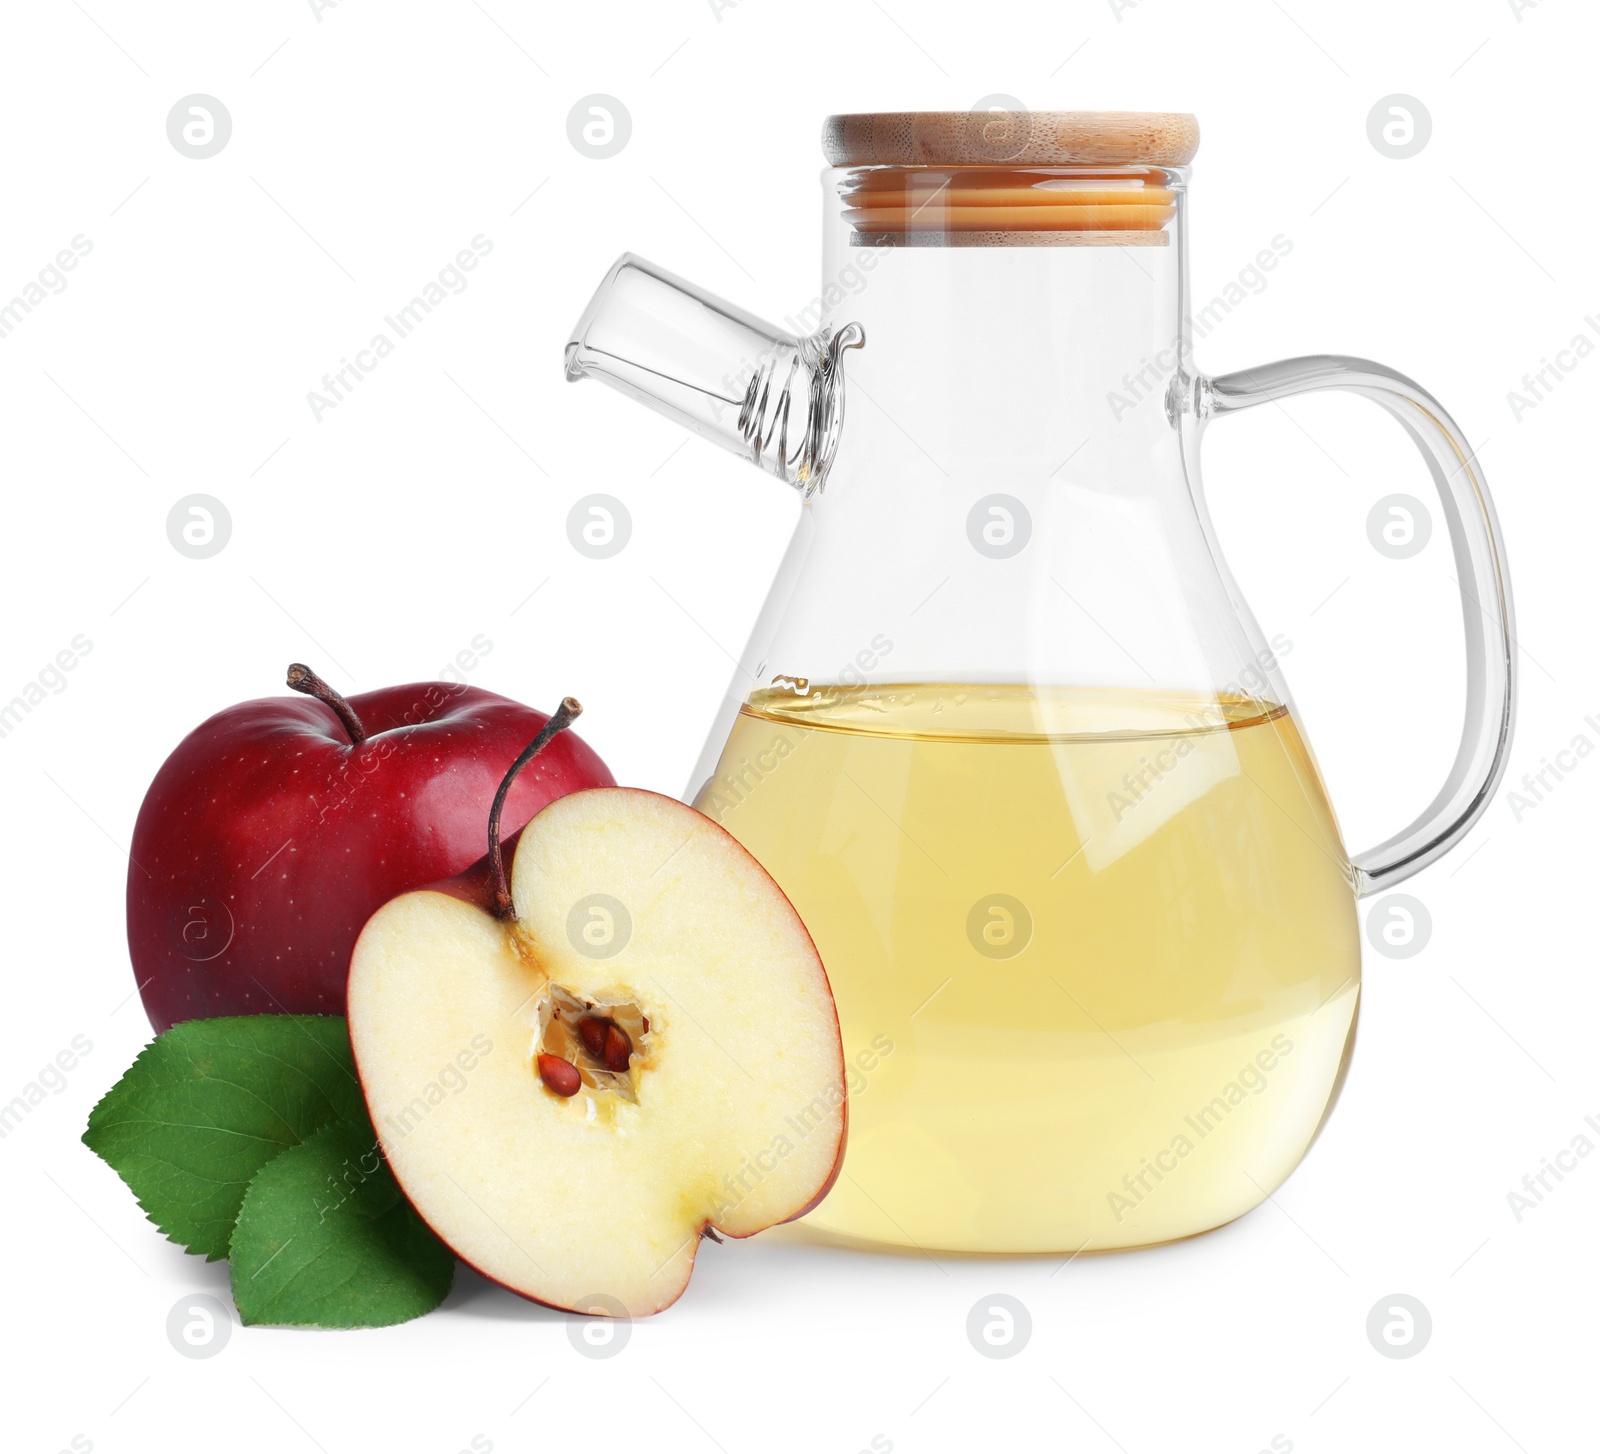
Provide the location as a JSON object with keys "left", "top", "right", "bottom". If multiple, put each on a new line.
{"left": 286, "top": 663, "right": 368, "bottom": 746}
{"left": 489, "top": 697, "right": 583, "bottom": 920}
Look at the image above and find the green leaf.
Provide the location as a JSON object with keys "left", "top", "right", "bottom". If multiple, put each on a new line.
{"left": 229, "top": 1120, "right": 455, "bottom": 1328}
{"left": 82, "top": 1016, "right": 366, "bottom": 1260}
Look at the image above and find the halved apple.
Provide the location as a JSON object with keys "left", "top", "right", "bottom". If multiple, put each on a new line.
{"left": 347, "top": 704, "right": 846, "bottom": 1317}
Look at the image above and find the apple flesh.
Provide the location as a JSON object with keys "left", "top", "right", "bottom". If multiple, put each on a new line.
{"left": 348, "top": 785, "right": 847, "bottom": 1317}
{"left": 128, "top": 666, "right": 613, "bottom": 1032}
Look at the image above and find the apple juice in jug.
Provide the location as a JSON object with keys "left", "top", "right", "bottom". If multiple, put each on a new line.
{"left": 695, "top": 682, "right": 1360, "bottom": 1252}
{"left": 568, "top": 111, "right": 1514, "bottom": 1255}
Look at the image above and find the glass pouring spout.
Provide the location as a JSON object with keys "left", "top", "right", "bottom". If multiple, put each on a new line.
{"left": 565, "top": 254, "right": 864, "bottom": 497}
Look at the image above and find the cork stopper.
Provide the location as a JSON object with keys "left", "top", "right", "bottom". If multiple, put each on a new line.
{"left": 822, "top": 111, "right": 1199, "bottom": 169}
{"left": 824, "top": 112, "right": 1194, "bottom": 247}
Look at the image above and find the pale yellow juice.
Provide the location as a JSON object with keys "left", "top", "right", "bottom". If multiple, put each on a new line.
{"left": 694, "top": 684, "right": 1360, "bottom": 1253}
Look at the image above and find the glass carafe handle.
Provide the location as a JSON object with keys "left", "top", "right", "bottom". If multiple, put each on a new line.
{"left": 1201, "top": 356, "right": 1516, "bottom": 897}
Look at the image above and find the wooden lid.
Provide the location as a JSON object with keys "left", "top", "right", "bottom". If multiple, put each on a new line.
{"left": 822, "top": 111, "right": 1199, "bottom": 169}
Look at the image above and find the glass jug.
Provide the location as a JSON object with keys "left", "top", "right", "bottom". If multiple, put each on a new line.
{"left": 564, "top": 111, "right": 1515, "bottom": 1254}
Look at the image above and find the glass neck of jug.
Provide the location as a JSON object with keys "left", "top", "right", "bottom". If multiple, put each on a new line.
{"left": 816, "top": 163, "right": 1200, "bottom": 472}
{"left": 791, "top": 166, "right": 1265, "bottom": 673}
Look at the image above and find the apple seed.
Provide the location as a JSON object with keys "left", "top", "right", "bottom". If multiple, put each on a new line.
{"left": 577, "top": 1016, "right": 609, "bottom": 1059}
{"left": 602, "top": 1023, "right": 632, "bottom": 1073}
{"left": 534, "top": 988, "right": 650, "bottom": 1105}
{"left": 576, "top": 1015, "right": 633, "bottom": 1072}
{"left": 537, "top": 1053, "right": 582, "bottom": 1098}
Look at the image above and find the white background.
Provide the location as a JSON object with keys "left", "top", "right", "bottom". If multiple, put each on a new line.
{"left": 2, "top": 1, "right": 1594, "bottom": 1450}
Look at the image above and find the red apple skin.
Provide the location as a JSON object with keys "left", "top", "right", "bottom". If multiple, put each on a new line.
{"left": 128, "top": 681, "right": 613, "bottom": 1033}
{"left": 352, "top": 788, "right": 849, "bottom": 1316}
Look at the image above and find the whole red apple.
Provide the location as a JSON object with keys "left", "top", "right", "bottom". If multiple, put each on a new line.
{"left": 127, "top": 664, "right": 614, "bottom": 1032}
